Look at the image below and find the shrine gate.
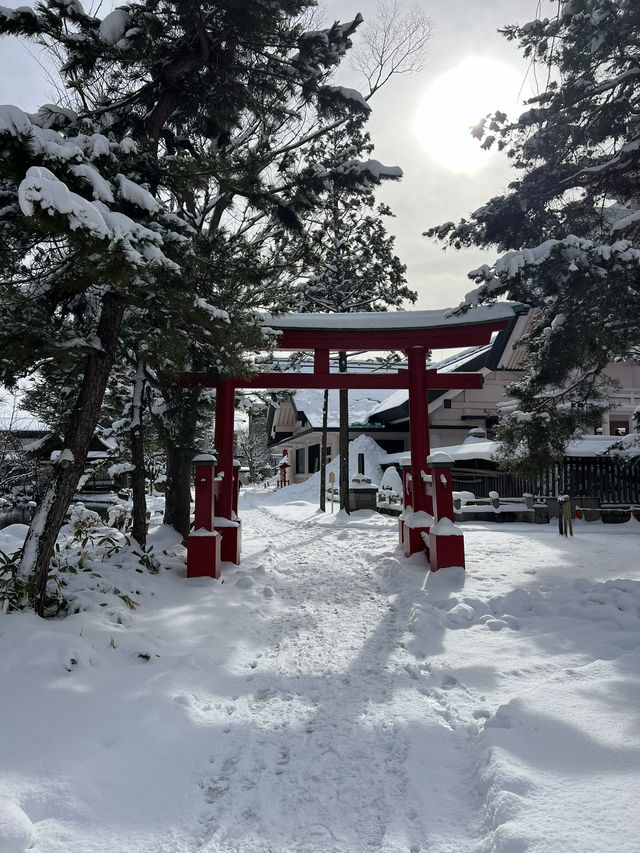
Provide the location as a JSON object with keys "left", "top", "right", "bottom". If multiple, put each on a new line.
{"left": 182, "top": 304, "right": 517, "bottom": 579}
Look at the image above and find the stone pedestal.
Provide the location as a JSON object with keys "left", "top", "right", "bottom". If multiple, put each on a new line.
{"left": 348, "top": 475, "right": 379, "bottom": 512}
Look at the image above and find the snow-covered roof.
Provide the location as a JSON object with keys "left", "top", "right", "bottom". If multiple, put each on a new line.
{"left": 365, "top": 343, "right": 492, "bottom": 422}
{"left": 383, "top": 433, "right": 640, "bottom": 464}
{"left": 364, "top": 387, "right": 407, "bottom": 422}
{"left": 0, "top": 392, "right": 49, "bottom": 433}
{"left": 293, "top": 387, "right": 398, "bottom": 429}
{"left": 564, "top": 434, "right": 640, "bottom": 458}
{"left": 263, "top": 303, "right": 518, "bottom": 332}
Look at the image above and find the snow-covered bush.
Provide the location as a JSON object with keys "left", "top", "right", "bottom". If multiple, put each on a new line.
{"left": 0, "top": 549, "right": 33, "bottom": 613}
{"left": 68, "top": 503, "right": 101, "bottom": 529}
{"left": 0, "top": 799, "right": 34, "bottom": 853}
{"left": 377, "top": 465, "right": 403, "bottom": 507}
{"left": 107, "top": 504, "right": 129, "bottom": 531}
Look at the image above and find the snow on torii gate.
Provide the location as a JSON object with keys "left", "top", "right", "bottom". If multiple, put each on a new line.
{"left": 182, "top": 304, "right": 517, "bottom": 579}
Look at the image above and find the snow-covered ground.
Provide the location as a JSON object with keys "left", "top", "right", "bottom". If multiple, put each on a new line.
{"left": 1, "top": 488, "right": 640, "bottom": 853}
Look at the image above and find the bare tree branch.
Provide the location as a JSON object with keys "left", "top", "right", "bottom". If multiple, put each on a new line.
{"left": 350, "top": 1, "right": 433, "bottom": 97}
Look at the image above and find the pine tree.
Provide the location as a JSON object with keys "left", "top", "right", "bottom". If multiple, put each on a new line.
{"left": 298, "top": 117, "right": 415, "bottom": 510}
{"left": 427, "top": 0, "right": 640, "bottom": 471}
{"left": 1, "top": 0, "right": 380, "bottom": 610}
{"left": 100, "top": 357, "right": 150, "bottom": 547}
{"left": 62, "top": 1, "right": 385, "bottom": 537}
{"left": 4, "top": 0, "right": 419, "bottom": 607}
{"left": 0, "top": 98, "right": 189, "bottom": 612}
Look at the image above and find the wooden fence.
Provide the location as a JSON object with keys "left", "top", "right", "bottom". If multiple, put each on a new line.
{"left": 451, "top": 456, "right": 640, "bottom": 504}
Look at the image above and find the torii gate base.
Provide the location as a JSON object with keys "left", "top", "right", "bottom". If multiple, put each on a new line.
{"left": 186, "top": 451, "right": 242, "bottom": 575}
{"left": 400, "top": 452, "right": 465, "bottom": 570}
{"left": 187, "top": 454, "right": 222, "bottom": 579}
{"left": 215, "top": 518, "right": 241, "bottom": 565}
{"left": 187, "top": 531, "right": 221, "bottom": 579}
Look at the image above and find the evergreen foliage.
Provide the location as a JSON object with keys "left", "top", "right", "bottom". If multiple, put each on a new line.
{"left": 299, "top": 117, "right": 412, "bottom": 313}
{"left": 296, "top": 116, "right": 415, "bottom": 509}
{"left": 426, "top": 0, "right": 640, "bottom": 471}
{"left": 0, "top": 0, "right": 381, "bottom": 609}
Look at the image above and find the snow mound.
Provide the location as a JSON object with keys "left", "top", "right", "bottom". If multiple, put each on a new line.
{"left": 380, "top": 464, "right": 402, "bottom": 494}
{"left": 98, "top": 8, "right": 129, "bottom": 44}
{"left": 0, "top": 800, "right": 34, "bottom": 853}
{"left": 0, "top": 524, "right": 28, "bottom": 556}
{"left": 275, "top": 434, "right": 386, "bottom": 504}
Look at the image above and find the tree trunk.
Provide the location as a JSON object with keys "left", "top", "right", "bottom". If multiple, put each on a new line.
{"left": 338, "top": 351, "right": 350, "bottom": 514}
{"left": 319, "top": 388, "right": 329, "bottom": 511}
{"left": 163, "top": 445, "right": 193, "bottom": 538}
{"left": 130, "top": 359, "right": 147, "bottom": 548}
{"left": 153, "top": 383, "right": 202, "bottom": 541}
{"left": 21, "top": 293, "right": 126, "bottom": 617}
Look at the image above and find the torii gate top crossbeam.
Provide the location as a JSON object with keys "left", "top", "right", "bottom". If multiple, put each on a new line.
{"left": 259, "top": 304, "right": 517, "bottom": 351}
{"left": 179, "top": 304, "right": 519, "bottom": 389}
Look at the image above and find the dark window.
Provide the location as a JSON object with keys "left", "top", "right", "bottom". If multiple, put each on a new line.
{"left": 295, "top": 447, "right": 305, "bottom": 474}
{"left": 376, "top": 439, "right": 405, "bottom": 454}
{"left": 443, "top": 399, "right": 452, "bottom": 409}
{"left": 308, "top": 443, "right": 320, "bottom": 473}
{"left": 609, "top": 419, "right": 629, "bottom": 436}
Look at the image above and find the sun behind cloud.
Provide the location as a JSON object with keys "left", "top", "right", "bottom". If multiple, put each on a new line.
{"left": 415, "top": 56, "right": 523, "bottom": 173}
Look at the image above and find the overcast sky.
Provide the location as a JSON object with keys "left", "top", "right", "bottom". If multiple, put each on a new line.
{"left": 0, "top": 0, "right": 543, "bottom": 315}
{"left": 329, "top": 0, "right": 544, "bottom": 312}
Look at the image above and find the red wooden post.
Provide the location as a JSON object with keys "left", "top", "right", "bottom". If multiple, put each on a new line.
{"left": 279, "top": 449, "right": 289, "bottom": 488}
{"left": 214, "top": 380, "right": 240, "bottom": 564}
{"left": 314, "top": 348, "right": 330, "bottom": 373}
{"left": 187, "top": 453, "right": 221, "bottom": 579}
{"left": 430, "top": 452, "right": 455, "bottom": 523}
{"left": 402, "top": 346, "right": 433, "bottom": 555}
{"left": 428, "top": 452, "right": 465, "bottom": 572}
{"left": 214, "top": 380, "right": 234, "bottom": 517}
{"left": 232, "top": 459, "right": 242, "bottom": 556}
{"left": 407, "top": 345, "right": 431, "bottom": 512}
{"left": 399, "top": 458, "right": 411, "bottom": 545}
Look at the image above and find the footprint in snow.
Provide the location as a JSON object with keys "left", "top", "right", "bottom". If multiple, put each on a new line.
{"left": 473, "top": 708, "right": 491, "bottom": 720}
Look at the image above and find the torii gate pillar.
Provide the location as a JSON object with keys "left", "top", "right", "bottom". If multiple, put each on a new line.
{"left": 407, "top": 346, "right": 431, "bottom": 513}
{"left": 214, "top": 379, "right": 241, "bottom": 564}
{"left": 403, "top": 345, "right": 434, "bottom": 555}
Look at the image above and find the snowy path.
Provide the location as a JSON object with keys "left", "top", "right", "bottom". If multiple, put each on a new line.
{"left": 191, "top": 502, "right": 487, "bottom": 853}
{"left": 2, "top": 495, "right": 640, "bottom": 853}
{"left": 189, "top": 498, "right": 640, "bottom": 853}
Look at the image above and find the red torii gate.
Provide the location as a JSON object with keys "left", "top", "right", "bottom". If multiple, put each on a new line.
{"left": 182, "top": 304, "right": 517, "bottom": 579}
